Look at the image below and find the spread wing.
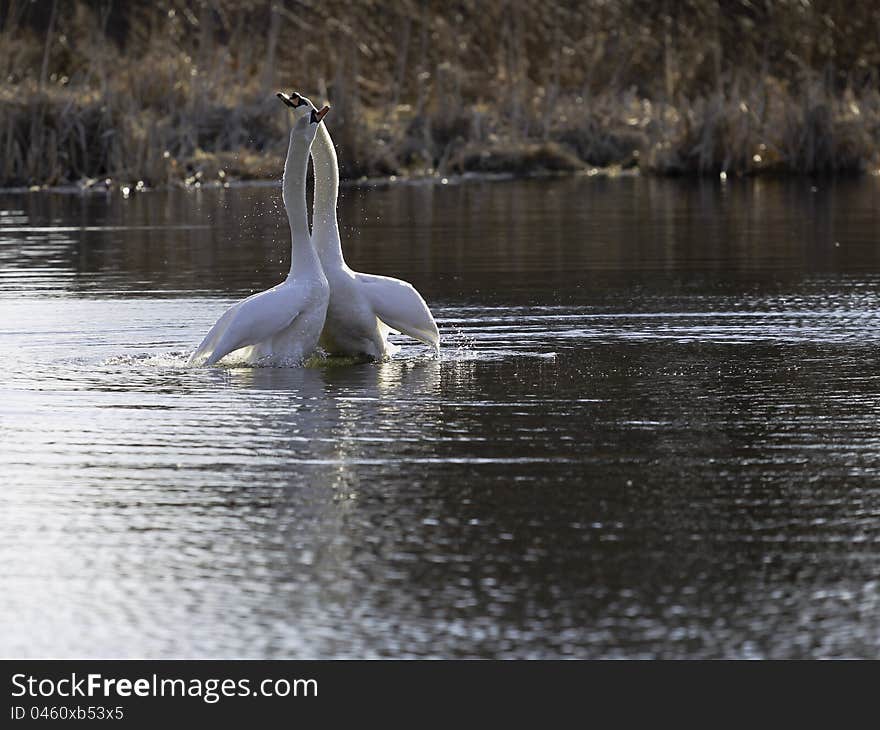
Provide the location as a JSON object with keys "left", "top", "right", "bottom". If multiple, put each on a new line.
{"left": 189, "top": 285, "right": 304, "bottom": 366}
{"left": 355, "top": 272, "right": 440, "bottom": 350}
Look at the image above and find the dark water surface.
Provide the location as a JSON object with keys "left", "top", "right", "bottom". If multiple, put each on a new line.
{"left": 2, "top": 176, "right": 880, "bottom": 658}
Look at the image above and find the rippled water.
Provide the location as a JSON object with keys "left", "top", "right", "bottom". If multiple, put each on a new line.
{"left": 2, "top": 176, "right": 880, "bottom": 658}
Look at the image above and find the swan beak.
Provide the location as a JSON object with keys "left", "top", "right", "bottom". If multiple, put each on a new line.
{"left": 315, "top": 105, "right": 330, "bottom": 122}
{"left": 277, "top": 91, "right": 303, "bottom": 108}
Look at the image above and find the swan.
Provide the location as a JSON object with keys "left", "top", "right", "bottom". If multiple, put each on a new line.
{"left": 188, "top": 100, "right": 331, "bottom": 367}
{"left": 278, "top": 91, "right": 440, "bottom": 360}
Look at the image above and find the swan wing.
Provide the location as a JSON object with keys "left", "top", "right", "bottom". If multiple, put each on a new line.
{"left": 189, "top": 285, "right": 307, "bottom": 366}
{"left": 188, "top": 302, "right": 241, "bottom": 365}
{"left": 355, "top": 272, "right": 440, "bottom": 349}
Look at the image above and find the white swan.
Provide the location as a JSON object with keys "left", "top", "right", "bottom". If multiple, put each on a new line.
{"left": 279, "top": 91, "right": 439, "bottom": 360}
{"left": 188, "top": 101, "right": 331, "bottom": 367}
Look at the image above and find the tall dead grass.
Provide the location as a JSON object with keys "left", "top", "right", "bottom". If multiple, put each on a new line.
{"left": 1, "top": 0, "right": 879, "bottom": 187}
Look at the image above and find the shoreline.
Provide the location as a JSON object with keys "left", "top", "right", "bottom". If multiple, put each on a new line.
{"left": 0, "top": 166, "right": 639, "bottom": 196}
{"left": 6, "top": 164, "right": 878, "bottom": 197}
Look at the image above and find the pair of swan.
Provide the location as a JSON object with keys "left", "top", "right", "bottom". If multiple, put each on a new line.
{"left": 189, "top": 92, "right": 439, "bottom": 367}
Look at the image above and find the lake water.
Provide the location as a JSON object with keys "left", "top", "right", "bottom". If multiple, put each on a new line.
{"left": 2, "top": 175, "right": 880, "bottom": 658}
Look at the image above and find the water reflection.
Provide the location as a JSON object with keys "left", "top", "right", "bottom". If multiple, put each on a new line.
{"left": 3, "top": 176, "right": 880, "bottom": 302}
{"left": 2, "top": 177, "right": 880, "bottom": 657}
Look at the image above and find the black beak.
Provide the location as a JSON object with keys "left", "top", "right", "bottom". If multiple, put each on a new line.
{"left": 311, "top": 105, "right": 330, "bottom": 123}
{"left": 277, "top": 91, "right": 303, "bottom": 108}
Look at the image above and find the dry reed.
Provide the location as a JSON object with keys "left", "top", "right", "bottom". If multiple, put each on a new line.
{"left": 1, "top": 0, "right": 879, "bottom": 188}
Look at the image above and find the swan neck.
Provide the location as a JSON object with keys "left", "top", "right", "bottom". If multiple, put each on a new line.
{"left": 311, "top": 123, "right": 345, "bottom": 265}
{"left": 282, "top": 133, "right": 321, "bottom": 278}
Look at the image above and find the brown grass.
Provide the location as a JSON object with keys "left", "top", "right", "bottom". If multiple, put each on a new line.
{"left": 1, "top": 1, "right": 879, "bottom": 188}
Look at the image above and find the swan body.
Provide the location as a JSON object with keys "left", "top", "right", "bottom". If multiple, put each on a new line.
{"left": 189, "top": 103, "right": 330, "bottom": 367}
{"left": 188, "top": 278, "right": 328, "bottom": 367}
{"left": 318, "top": 269, "right": 441, "bottom": 359}
{"left": 288, "top": 92, "right": 440, "bottom": 359}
